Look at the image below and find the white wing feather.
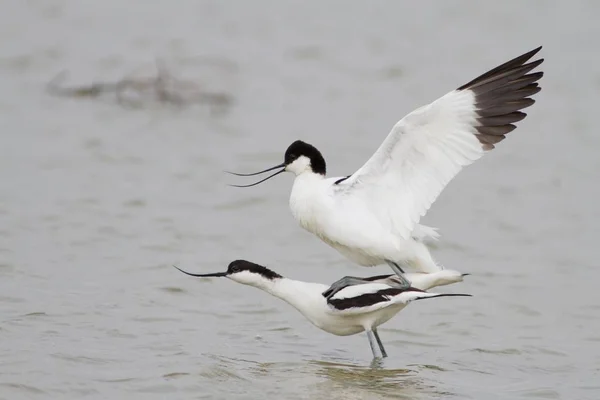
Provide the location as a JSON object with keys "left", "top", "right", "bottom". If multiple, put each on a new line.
{"left": 337, "top": 90, "right": 484, "bottom": 239}
{"left": 333, "top": 48, "right": 543, "bottom": 241}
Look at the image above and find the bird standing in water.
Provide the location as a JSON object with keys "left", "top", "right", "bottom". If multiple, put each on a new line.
{"left": 174, "top": 260, "right": 470, "bottom": 358}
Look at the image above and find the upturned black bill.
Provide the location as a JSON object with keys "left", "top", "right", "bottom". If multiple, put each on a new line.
{"left": 173, "top": 266, "right": 227, "bottom": 278}
{"left": 227, "top": 162, "right": 286, "bottom": 187}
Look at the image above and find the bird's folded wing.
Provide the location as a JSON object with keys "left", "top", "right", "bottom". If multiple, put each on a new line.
{"left": 326, "top": 283, "right": 426, "bottom": 315}
{"left": 335, "top": 47, "right": 544, "bottom": 240}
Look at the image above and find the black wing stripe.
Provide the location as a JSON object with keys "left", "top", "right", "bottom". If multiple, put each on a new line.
{"left": 334, "top": 175, "right": 351, "bottom": 185}
{"left": 362, "top": 274, "right": 395, "bottom": 282}
{"left": 328, "top": 287, "right": 425, "bottom": 311}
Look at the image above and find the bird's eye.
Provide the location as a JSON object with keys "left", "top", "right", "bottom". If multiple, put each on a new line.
{"left": 288, "top": 154, "right": 296, "bottom": 159}
{"left": 231, "top": 265, "right": 240, "bottom": 272}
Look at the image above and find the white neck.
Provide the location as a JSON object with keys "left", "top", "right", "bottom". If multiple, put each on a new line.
{"left": 294, "top": 170, "right": 326, "bottom": 185}
{"left": 257, "top": 277, "right": 314, "bottom": 307}
{"left": 242, "top": 276, "right": 326, "bottom": 325}
{"left": 289, "top": 172, "right": 328, "bottom": 231}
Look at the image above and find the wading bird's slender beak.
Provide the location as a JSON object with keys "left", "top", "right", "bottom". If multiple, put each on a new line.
{"left": 462, "top": 273, "right": 471, "bottom": 277}
{"left": 226, "top": 162, "right": 286, "bottom": 188}
{"left": 225, "top": 163, "right": 285, "bottom": 177}
{"left": 173, "top": 266, "right": 227, "bottom": 278}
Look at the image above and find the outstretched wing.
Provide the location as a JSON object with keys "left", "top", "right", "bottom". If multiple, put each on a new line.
{"left": 336, "top": 47, "right": 544, "bottom": 239}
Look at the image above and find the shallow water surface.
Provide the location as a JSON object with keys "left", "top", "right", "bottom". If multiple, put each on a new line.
{"left": 1, "top": 1, "right": 599, "bottom": 399}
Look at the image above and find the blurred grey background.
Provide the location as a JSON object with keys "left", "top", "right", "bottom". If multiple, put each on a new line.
{"left": 0, "top": 1, "right": 598, "bottom": 399}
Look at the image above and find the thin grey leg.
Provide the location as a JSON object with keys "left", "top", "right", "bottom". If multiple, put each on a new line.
{"left": 366, "top": 329, "right": 382, "bottom": 359}
{"left": 322, "top": 276, "right": 369, "bottom": 299}
{"left": 385, "top": 260, "right": 411, "bottom": 289}
{"left": 373, "top": 329, "right": 388, "bottom": 358}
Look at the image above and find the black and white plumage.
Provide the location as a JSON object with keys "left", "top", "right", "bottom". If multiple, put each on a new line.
{"left": 229, "top": 48, "right": 544, "bottom": 297}
{"left": 174, "top": 260, "right": 470, "bottom": 358}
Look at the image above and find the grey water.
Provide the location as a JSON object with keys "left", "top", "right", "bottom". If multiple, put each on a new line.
{"left": 1, "top": 1, "right": 599, "bottom": 399}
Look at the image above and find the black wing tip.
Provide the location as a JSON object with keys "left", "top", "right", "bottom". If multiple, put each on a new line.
{"left": 524, "top": 58, "right": 544, "bottom": 70}
{"left": 516, "top": 46, "right": 543, "bottom": 66}
{"left": 525, "top": 46, "right": 543, "bottom": 57}
{"left": 458, "top": 47, "right": 544, "bottom": 149}
{"left": 458, "top": 47, "right": 545, "bottom": 92}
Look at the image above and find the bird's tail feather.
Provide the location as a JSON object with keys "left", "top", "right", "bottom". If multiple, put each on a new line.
{"left": 411, "top": 225, "right": 440, "bottom": 242}
{"left": 405, "top": 240, "right": 444, "bottom": 273}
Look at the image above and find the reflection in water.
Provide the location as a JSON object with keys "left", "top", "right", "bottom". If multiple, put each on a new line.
{"left": 198, "top": 354, "right": 253, "bottom": 382}
{"left": 309, "top": 359, "right": 448, "bottom": 400}
{"left": 200, "top": 355, "right": 453, "bottom": 400}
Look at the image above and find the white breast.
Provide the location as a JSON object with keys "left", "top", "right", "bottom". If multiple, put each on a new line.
{"left": 289, "top": 174, "right": 333, "bottom": 234}
{"left": 289, "top": 174, "right": 406, "bottom": 266}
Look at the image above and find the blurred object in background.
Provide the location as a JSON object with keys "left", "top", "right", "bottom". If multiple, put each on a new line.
{"left": 46, "top": 58, "right": 233, "bottom": 114}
